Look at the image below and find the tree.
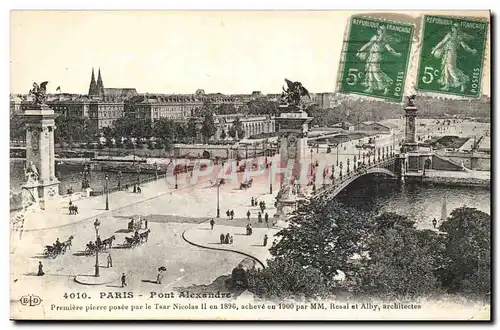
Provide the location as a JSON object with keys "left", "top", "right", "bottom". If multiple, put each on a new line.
{"left": 246, "top": 98, "right": 280, "bottom": 116}
{"left": 356, "top": 214, "right": 444, "bottom": 298}
{"left": 187, "top": 117, "right": 198, "bottom": 144}
{"left": 228, "top": 125, "right": 237, "bottom": 139}
{"left": 174, "top": 122, "right": 187, "bottom": 142}
{"left": 10, "top": 113, "right": 26, "bottom": 141}
{"left": 248, "top": 257, "right": 331, "bottom": 299}
{"left": 217, "top": 103, "right": 237, "bottom": 115}
{"left": 201, "top": 110, "right": 217, "bottom": 143}
{"left": 231, "top": 117, "right": 245, "bottom": 139}
{"left": 270, "top": 199, "right": 372, "bottom": 280}
{"left": 220, "top": 128, "right": 227, "bottom": 141}
{"left": 439, "top": 207, "right": 491, "bottom": 295}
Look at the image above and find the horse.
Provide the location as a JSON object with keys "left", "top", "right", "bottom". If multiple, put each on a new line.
{"left": 62, "top": 235, "right": 74, "bottom": 251}
{"left": 102, "top": 235, "right": 116, "bottom": 250}
{"left": 139, "top": 229, "right": 151, "bottom": 243}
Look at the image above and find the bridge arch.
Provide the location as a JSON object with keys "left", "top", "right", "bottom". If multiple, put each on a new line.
{"left": 316, "top": 166, "right": 397, "bottom": 200}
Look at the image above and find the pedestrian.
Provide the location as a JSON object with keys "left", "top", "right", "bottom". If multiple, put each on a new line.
{"left": 246, "top": 223, "right": 250, "bottom": 236}
{"left": 226, "top": 210, "right": 230, "bottom": 220}
{"left": 157, "top": 268, "right": 164, "bottom": 284}
{"left": 251, "top": 197, "right": 254, "bottom": 206}
{"left": 210, "top": 218, "right": 215, "bottom": 230}
{"left": 37, "top": 261, "right": 44, "bottom": 276}
{"left": 249, "top": 224, "right": 253, "bottom": 235}
{"left": 229, "top": 235, "right": 234, "bottom": 244}
{"left": 432, "top": 218, "right": 437, "bottom": 229}
{"left": 265, "top": 212, "right": 269, "bottom": 227}
{"left": 133, "top": 184, "right": 137, "bottom": 193}
{"left": 121, "top": 273, "right": 127, "bottom": 287}
{"left": 263, "top": 234, "right": 268, "bottom": 247}
{"left": 220, "top": 233, "right": 225, "bottom": 244}
{"left": 107, "top": 253, "right": 113, "bottom": 268}
{"left": 258, "top": 212, "right": 262, "bottom": 223}
{"left": 144, "top": 219, "right": 148, "bottom": 229}
{"left": 230, "top": 210, "right": 234, "bottom": 220}
{"left": 225, "top": 233, "right": 230, "bottom": 244}
{"left": 246, "top": 210, "right": 251, "bottom": 221}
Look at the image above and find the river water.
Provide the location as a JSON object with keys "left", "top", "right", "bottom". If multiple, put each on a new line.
{"left": 10, "top": 161, "right": 490, "bottom": 225}
{"left": 335, "top": 176, "right": 490, "bottom": 229}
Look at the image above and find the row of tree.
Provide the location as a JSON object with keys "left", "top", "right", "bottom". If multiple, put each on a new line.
{"left": 249, "top": 201, "right": 490, "bottom": 300}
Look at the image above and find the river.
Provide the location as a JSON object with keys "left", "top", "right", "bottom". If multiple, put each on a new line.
{"left": 335, "top": 175, "right": 490, "bottom": 228}
{"left": 10, "top": 160, "right": 156, "bottom": 195}
{"left": 10, "top": 161, "right": 490, "bottom": 225}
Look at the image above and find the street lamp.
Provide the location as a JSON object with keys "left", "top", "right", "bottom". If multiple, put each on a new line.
{"left": 175, "top": 172, "right": 178, "bottom": 189}
{"left": 245, "top": 146, "right": 248, "bottom": 159}
{"left": 310, "top": 148, "right": 314, "bottom": 176}
{"left": 216, "top": 180, "right": 220, "bottom": 218}
{"left": 117, "top": 171, "right": 122, "bottom": 190}
{"left": 94, "top": 219, "right": 101, "bottom": 277}
{"left": 105, "top": 175, "right": 109, "bottom": 211}
{"left": 336, "top": 143, "right": 339, "bottom": 166}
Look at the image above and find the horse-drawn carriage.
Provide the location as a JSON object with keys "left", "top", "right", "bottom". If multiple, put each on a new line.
{"left": 127, "top": 216, "right": 144, "bottom": 232}
{"left": 43, "top": 235, "right": 74, "bottom": 258}
{"left": 240, "top": 178, "right": 253, "bottom": 190}
{"left": 84, "top": 235, "right": 115, "bottom": 256}
{"left": 122, "top": 229, "right": 151, "bottom": 248}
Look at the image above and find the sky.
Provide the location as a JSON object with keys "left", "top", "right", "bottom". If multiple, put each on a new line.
{"left": 10, "top": 10, "right": 490, "bottom": 96}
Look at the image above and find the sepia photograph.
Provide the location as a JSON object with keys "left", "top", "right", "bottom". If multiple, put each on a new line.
{"left": 8, "top": 9, "right": 491, "bottom": 321}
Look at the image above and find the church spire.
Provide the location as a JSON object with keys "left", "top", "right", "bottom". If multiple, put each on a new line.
{"left": 88, "top": 67, "right": 97, "bottom": 96}
{"left": 96, "top": 67, "right": 105, "bottom": 96}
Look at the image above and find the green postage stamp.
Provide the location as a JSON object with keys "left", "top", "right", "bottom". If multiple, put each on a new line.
{"left": 417, "top": 15, "right": 488, "bottom": 97}
{"left": 339, "top": 16, "right": 414, "bottom": 102}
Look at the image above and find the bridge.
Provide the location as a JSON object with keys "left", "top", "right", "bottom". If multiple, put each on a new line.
{"left": 312, "top": 147, "right": 401, "bottom": 201}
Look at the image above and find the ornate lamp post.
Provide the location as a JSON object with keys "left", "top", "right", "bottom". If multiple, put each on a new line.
{"left": 310, "top": 148, "right": 314, "bottom": 176}
{"left": 82, "top": 164, "right": 90, "bottom": 190}
{"left": 377, "top": 148, "right": 381, "bottom": 162}
{"left": 331, "top": 165, "right": 335, "bottom": 184}
{"left": 216, "top": 179, "right": 220, "bottom": 218}
{"left": 336, "top": 143, "right": 339, "bottom": 166}
{"left": 94, "top": 219, "right": 101, "bottom": 277}
{"left": 347, "top": 158, "right": 350, "bottom": 175}
{"left": 136, "top": 168, "right": 140, "bottom": 187}
{"left": 368, "top": 153, "right": 371, "bottom": 166}
{"left": 245, "top": 146, "right": 248, "bottom": 159}
{"left": 353, "top": 155, "right": 357, "bottom": 171}
{"left": 362, "top": 153, "right": 365, "bottom": 165}
{"left": 105, "top": 175, "right": 109, "bottom": 211}
{"left": 117, "top": 171, "right": 122, "bottom": 190}
{"left": 339, "top": 161, "right": 343, "bottom": 180}
{"left": 316, "top": 143, "right": 319, "bottom": 153}
{"left": 175, "top": 171, "right": 178, "bottom": 189}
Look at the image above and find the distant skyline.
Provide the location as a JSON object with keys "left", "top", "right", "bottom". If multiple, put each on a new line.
{"left": 10, "top": 11, "right": 490, "bottom": 96}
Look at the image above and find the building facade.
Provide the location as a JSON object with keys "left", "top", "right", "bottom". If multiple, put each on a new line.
{"left": 215, "top": 114, "right": 276, "bottom": 140}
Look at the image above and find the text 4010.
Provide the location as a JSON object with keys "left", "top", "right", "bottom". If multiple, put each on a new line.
{"left": 63, "top": 292, "right": 89, "bottom": 299}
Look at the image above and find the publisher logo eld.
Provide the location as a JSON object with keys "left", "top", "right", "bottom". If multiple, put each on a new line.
{"left": 20, "top": 295, "right": 42, "bottom": 307}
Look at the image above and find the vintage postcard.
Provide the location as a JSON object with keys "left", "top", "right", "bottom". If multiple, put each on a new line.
{"left": 9, "top": 10, "right": 491, "bottom": 321}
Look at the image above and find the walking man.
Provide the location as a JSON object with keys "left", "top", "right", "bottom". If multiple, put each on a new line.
{"left": 246, "top": 210, "right": 251, "bottom": 221}
{"left": 263, "top": 234, "right": 268, "bottom": 247}
{"left": 121, "top": 273, "right": 127, "bottom": 288}
{"left": 107, "top": 254, "right": 113, "bottom": 268}
{"left": 226, "top": 210, "right": 230, "bottom": 220}
{"left": 258, "top": 212, "right": 262, "bottom": 223}
{"left": 210, "top": 218, "right": 215, "bottom": 230}
{"left": 144, "top": 219, "right": 148, "bottom": 229}
{"left": 230, "top": 210, "right": 234, "bottom": 220}
{"left": 432, "top": 218, "right": 437, "bottom": 229}
{"left": 220, "top": 233, "right": 225, "bottom": 244}
{"left": 265, "top": 212, "right": 269, "bottom": 227}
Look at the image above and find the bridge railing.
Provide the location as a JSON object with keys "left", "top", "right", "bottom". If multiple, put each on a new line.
{"left": 312, "top": 154, "right": 398, "bottom": 199}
